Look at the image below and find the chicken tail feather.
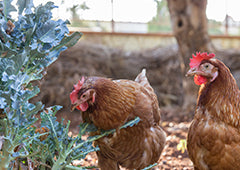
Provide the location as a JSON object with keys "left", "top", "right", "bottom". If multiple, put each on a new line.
{"left": 135, "top": 69, "right": 146, "bottom": 83}
{"left": 135, "top": 69, "right": 153, "bottom": 92}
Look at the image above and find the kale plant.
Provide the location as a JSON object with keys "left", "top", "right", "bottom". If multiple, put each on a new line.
{"left": 0, "top": 0, "right": 83, "bottom": 169}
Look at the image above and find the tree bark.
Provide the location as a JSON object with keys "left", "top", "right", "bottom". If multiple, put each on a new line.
{"left": 167, "top": 0, "right": 214, "bottom": 68}
{"left": 167, "top": 0, "right": 215, "bottom": 108}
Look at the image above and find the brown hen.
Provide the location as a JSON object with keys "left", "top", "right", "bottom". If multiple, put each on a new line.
{"left": 70, "top": 69, "right": 166, "bottom": 170}
{"left": 186, "top": 52, "right": 240, "bottom": 170}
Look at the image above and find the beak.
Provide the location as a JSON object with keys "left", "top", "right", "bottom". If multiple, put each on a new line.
{"left": 70, "top": 104, "right": 77, "bottom": 112}
{"left": 186, "top": 67, "right": 197, "bottom": 77}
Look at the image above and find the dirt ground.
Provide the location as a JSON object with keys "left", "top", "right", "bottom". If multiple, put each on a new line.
{"left": 60, "top": 107, "right": 195, "bottom": 170}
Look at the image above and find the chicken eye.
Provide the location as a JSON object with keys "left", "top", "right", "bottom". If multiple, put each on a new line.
{"left": 82, "top": 94, "right": 86, "bottom": 98}
{"left": 204, "top": 64, "right": 209, "bottom": 69}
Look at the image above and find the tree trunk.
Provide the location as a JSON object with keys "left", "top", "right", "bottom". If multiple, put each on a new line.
{"left": 167, "top": 0, "right": 215, "bottom": 109}
{"left": 167, "top": 0, "right": 214, "bottom": 65}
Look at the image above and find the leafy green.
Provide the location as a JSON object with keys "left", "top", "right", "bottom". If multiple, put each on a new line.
{"left": 1, "top": 0, "right": 16, "bottom": 20}
{"left": 141, "top": 163, "right": 158, "bottom": 170}
{"left": 0, "top": 0, "right": 82, "bottom": 169}
{"left": 16, "top": 0, "right": 34, "bottom": 15}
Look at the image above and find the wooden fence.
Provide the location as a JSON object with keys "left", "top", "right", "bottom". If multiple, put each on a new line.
{"left": 70, "top": 31, "right": 240, "bottom": 51}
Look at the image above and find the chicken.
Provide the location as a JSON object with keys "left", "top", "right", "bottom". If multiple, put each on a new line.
{"left": 70, "top": 69, "right": 166, "bottom": 170}
{"left": 186, "top": 52, "right": 240, "bottom": 170}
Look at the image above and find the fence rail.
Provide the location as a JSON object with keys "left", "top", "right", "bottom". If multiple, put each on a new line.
{"left": 69, "top": 18, "right": 240, "bottom": 35}
{"left": 70, "top": 30, "right": 240, "bottom": 51}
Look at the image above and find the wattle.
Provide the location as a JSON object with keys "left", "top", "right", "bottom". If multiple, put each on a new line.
{"left": 194, "top": 75, "right": 207, "bottom": 85}
{"left": 79, "top": 102, "right": 89, "bottom": 112}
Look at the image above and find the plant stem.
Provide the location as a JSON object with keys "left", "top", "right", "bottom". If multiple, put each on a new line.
{"left": 0, "top": 155, "right": 11, "bottom": 169}
{"left": 51, "top": 154, "right": 66, "bottom": 170}
{"left": 0, "top": 119, "right": 12, "bottom": 168}
{"left": 65, "top": 165, "right": 85, "bottom": 170}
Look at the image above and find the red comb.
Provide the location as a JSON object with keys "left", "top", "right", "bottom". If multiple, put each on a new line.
{"left": 190, "top": 52, "right": 215, "bottom": 68}
{"left": 73, "top": 76, "right": 85, "bottom": 90}
{"left": 70, "top": 77, "right": 85, "bottom": 104}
